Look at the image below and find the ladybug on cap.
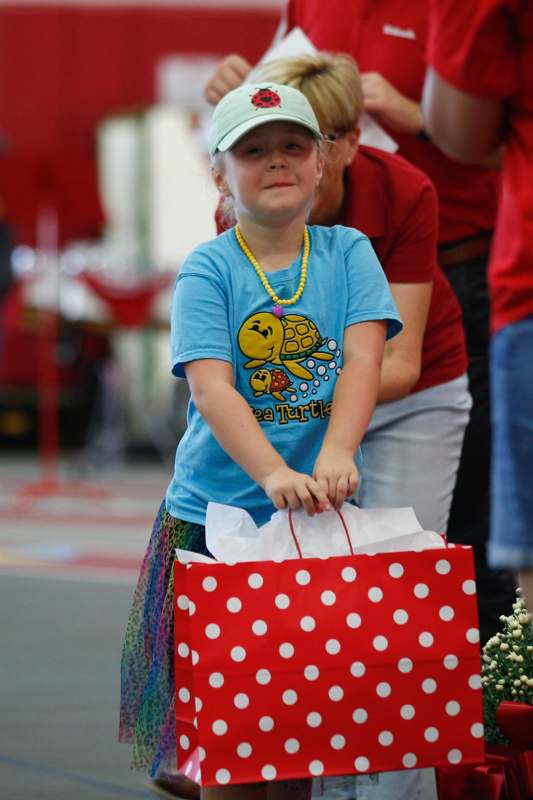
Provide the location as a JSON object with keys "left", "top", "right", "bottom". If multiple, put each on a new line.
{"left": 251, "top": 87, "right": 282, "bottom": 109}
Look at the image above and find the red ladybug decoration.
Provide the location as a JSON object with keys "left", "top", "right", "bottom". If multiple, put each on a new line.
{"left": 251, "top": 88, "right": 282, "bottom": 109}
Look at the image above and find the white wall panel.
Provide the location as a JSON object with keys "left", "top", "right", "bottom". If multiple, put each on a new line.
{"left": 145, "top": 105, "right": 218, "bottom": 269}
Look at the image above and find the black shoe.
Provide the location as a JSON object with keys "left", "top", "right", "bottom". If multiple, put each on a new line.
{"left": 147, "top": 774, "right": 200, "bottom": 800}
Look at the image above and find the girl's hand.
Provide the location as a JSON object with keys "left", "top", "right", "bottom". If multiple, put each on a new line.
{"left": 361, "top": 71, "right": 423, "bottom": 135}
{"left": 262, "top": 466, "right": 331, "bottom": 516}
{"left": 313, "top": 447, "right": 359, "bottom": 510}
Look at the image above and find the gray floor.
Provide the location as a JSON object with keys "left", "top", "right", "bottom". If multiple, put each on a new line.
{"left": 0, "top": 454, "right": 170, "bottom": 800}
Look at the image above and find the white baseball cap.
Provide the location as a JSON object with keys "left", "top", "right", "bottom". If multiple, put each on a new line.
{"left": 208, "top": 82, "right": 322, "bottom": 156}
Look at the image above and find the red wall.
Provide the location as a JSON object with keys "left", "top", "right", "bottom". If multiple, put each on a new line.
{"left": 0, "top": 4, "right": 279, "bottom": 245}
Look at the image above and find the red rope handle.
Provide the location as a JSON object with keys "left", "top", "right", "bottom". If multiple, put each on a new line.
{"left": 288, "top": 508, "right": 354, "bottom": 559}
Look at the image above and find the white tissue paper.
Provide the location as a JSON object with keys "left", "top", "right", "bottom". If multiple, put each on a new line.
{"left": 175, "top": 503, "right": 444, "bottom": 565}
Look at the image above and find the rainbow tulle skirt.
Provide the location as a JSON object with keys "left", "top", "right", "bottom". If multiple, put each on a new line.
{"left": 118, "top": 501, "right": 208, "bottom": 776}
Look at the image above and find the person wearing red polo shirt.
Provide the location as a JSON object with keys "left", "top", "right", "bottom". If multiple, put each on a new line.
{"left": 204, "top": 0, "right": 517, "bottom": 643}
{"left": 423, "top": 0, "right": 533, "bottom": 608}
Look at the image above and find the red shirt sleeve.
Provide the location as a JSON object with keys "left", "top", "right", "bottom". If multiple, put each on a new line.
{"left": 427, "top": 0, "right": 519, "bottom": 97}
{"left": 215, "top": 198, "right": 237, "bottom": 235}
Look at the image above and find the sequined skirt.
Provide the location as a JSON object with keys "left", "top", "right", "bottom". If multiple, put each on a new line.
{"left": 118, "top": 500, "right": 209, "bottom": 776}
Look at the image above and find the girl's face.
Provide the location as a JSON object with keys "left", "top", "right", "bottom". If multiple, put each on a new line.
{"left": 214, "top": 121, "right": 323, "bottom": 226}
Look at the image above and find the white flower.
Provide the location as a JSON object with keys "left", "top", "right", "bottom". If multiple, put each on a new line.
{"left": 500, "top": 643, "right": 509, "bottom": 651}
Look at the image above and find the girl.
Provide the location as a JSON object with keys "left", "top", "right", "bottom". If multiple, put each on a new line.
{"left": 119, "top": 82, "right": 402, "bottom": 800}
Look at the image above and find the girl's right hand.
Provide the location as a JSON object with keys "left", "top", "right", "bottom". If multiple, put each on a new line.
{"left": 262, "top": 466, "right": 331, "bottom": 515}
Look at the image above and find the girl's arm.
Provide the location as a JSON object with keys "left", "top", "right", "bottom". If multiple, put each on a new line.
{"left": 377, "top": 281, "right": 432, "bottom": 403}
{"left": 185, "top": 359, "right": 330, "bottom": 515}
{"left": 313, "top": 320, "right": 387, "bottom": 508}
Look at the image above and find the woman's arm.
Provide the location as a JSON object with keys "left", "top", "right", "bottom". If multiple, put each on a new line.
{"left": 313, "top": 320, "right": 386, "bottom": 507}
{"left": 377, "top": 281, "right": 432, "bottom": 404}
{"left": 363, "top": 69, "right": 504, "bottom": 167}
{"left": 421, "top": 67, "right": 504, "bottom": 163}
{"left": 185, "top": 359, "right": 330, "bottom": 514}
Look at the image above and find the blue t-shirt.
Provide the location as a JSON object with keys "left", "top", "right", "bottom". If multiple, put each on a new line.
{"left": 165, "top": 224, "right": 402, "bottom": 526}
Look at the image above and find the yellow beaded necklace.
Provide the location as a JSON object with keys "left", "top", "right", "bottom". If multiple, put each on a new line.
{"left": 235, "top": 225, "right": 309, "bottom": 317}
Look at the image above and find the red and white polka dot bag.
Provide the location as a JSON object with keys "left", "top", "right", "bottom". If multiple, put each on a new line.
{"left": 174, "top": 510, "right": 483, "bottom": 787}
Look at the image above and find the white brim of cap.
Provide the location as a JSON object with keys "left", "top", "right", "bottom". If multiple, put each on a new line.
{"left": 212, "top": 113, "right": 321, "bottom": 155}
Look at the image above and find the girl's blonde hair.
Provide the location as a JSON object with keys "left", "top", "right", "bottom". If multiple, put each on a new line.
{"left": 250, "top": 53, "right": 364, "bottom": 133}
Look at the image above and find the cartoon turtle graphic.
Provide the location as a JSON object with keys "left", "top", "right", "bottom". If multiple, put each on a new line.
{"left": 250, "top": 87, "right": 281, "bottom": 109}
{"left": 250, "top": 368, "right": 294, "bottom": 401}
{"left": 238, "top": 311, "right": 333, "bottom": 380}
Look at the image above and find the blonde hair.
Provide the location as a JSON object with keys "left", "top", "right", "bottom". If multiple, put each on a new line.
{"left": 250, "top": 53, "right": 364, "bottom": 133}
